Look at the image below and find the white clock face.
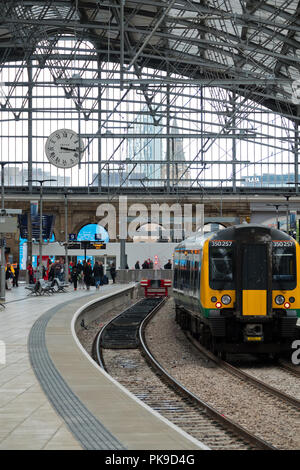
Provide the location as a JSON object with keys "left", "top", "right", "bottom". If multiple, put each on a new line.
{"left": 45, "top": 129, "right": 84, "bottom": 168}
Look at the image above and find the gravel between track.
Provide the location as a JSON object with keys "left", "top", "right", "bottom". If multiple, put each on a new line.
{"left": 145, "top": 298, "right": 300, "bottom": 450}
{"left": 77, "top": 296, "right": 300, "bottom": 449}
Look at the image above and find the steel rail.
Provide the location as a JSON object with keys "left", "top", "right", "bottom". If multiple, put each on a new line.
{"left": 140, "top": 311, "right": 276, "bottom": 451}
{"left": 92, "top": 297, "right": 144, "bottom": 370}
{"left": 92, "top": 297, "right": 166, "bottom": 370}
{"left": 186, "top": 333, "right": 300, "bottom": 410}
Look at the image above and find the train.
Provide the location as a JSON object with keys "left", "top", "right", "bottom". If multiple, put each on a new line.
{"left": 173, "top": 224, "right": 300, "bottom": 357}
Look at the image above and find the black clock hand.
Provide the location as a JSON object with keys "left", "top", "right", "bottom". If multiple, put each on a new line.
{"left": 61, "top": 146, "right": 78, "bottom": 152}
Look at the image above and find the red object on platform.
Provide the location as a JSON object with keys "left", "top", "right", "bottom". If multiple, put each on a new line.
{"left": 140, "top": 279, "right": 171, "bottom": 297}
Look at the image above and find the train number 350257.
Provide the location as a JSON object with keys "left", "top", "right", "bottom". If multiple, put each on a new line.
{"left": 272, "top": 241, "right": 294, "bottom": 247}
{"left": 210, "top": 240, "right": 233, "bottom": 247}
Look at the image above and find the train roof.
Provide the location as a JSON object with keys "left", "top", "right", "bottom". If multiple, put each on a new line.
{"left": 175, "top": 224, "right": 295, "bottom": 251}
{"left": 175, "top": 231, "right": 212, "bottom": 251}
{"left": 210, "top": 224, "right": 294, "bottom": 241}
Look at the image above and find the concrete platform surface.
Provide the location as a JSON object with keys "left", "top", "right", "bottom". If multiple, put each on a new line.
{"left": 0, "top": 285, "right": 98, "bottom": 450}
{"left": 0, "top": 284, "right": 207, "bottom": 450}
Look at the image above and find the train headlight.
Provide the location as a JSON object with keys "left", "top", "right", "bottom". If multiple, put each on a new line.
{"left": 284, "top": 302, "right": 290, "bottom": 309}
{"left": 275, "top": 295, "right": 285, "bottom": 305}
{"left": 289, "top": 297, "right": 295, "bottom": 303}
{"left": 221, "top": 295, "right": 231, "bottom": 305}
{"left": 215, "top": 301, "right": 222, "bottom": 309}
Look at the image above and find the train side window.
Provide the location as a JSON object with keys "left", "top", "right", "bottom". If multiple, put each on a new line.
{"left": 174, "top": 259, "right": 179, "bottom": 288}
{"left": 194, "top": 260, "right": 199, "bottom": 294}
{"left": 187, "top": 260, "right": 190, "bottom": 288}
{"left": 180, "top": 258, "right": 186, "bottom": 289}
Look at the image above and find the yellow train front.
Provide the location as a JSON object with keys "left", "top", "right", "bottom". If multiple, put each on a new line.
{"left": 173, "top": 224, "right": 300, "bottom": 356}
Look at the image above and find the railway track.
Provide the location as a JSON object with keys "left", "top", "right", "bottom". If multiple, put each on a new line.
{"left": 93, "top": 298, "right": 275, "bottom": 450}
{"left": 186, "top": 333, "right": 300, "bottom": 410}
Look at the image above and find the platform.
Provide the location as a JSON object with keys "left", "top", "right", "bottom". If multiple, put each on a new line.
{"left": 0, "top": 284, "right": 207, "bottom": 450}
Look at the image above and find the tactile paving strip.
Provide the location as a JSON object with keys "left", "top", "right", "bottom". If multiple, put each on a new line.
{"left": 28, "top": 300, "right": 126, "bottom": 450}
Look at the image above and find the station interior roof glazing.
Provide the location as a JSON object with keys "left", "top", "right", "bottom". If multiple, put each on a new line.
{"left": 1, "top": 0, "right": 300, "bottom": 195}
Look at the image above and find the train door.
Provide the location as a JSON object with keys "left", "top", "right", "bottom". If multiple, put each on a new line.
{"left": 241, "top": 244, "right": 268, "bottom": 316}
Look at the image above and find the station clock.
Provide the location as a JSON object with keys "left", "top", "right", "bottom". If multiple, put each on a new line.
{"left": 45, "top": 129, "right": 84, "bottom": 168}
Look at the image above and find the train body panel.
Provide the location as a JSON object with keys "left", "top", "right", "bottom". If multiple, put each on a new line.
{"left": 173, "top": 224, "right": 300, "bottom": 355}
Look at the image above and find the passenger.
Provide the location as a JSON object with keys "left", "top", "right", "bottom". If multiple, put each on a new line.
{"left": 48, "top": 263, "right": 55, "bottom": 281}
{"left": 71, "top": 264, "right": 79, "bottom": 291}
{"left": 164, "top": 259, "right": 172, "bottom": 269}
{"left": 27, "top": 263, "right": 34, "bottom": 284}
{"left": 93, "top": 261, "right": 104, "bottom": 290}
{"left": 99, "top": 262, "right": 104, "bottom": 285}
{"left": 54, "top": 261, "right": 61, "bottom": 280}
{"left": 78, "top": 271, "right": 84, "bottom": 289}
{"left": 142, "top": 260, "right": 149, "bottom": 269}
{"left": 68, "top": 262, "right": 74, "bottom": 283}
{"left": 110, "top": 263, "right": 117, "bottom": 284}
{"left": 83, "top": 260, "right": 93, "bottom": 290}
{"left": 59, "top": 265, "right": 65, "bottom": 282}
{"left": 13, "top": 263, "right": 19, "bottom": 287}
{"left": 148, "top": 259, "right": 153, "bottom": 269}
{"left": 5, "top": 263, "right": 15, "bottom": 290}
{"left": 135, "top": 261, "right": 140, "bottom": 269}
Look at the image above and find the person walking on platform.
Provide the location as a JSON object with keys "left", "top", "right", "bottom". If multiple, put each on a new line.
{"left": 27, "top": 263, "right": 34, "bottom": 284}
{"left": 5, "top": 263, "right": 15, "bottom": 290}
{"left": 135, "top": 261, "right": 140, "bottom": 269}
{"left": 13, "top": 263, "right": 19, "bottom": 287}
{"left": 110, "top": 263, "right": 116, "bottom": 284}
{"left": 142, "top": 260, "right": 149, "bottom": 269}
{"left": 77, "top": 260, "right": 83, "bottom": 274}
{"left": 164, "top": 259, "right": 172, "bottom": 269}
{"left": 83, "top": 260, "right": 93, "bottom": 290}
{"left": 54, "top": 261, "right": 61, "bottom": 280}
{"left": 77, "top": 260, "right": 84, "bottom": 289}
{"left": 93, "top": 261, "right": 103, "bottom": 289}
{"left": 48, "top": 263, "right": 55, "bottom": 282}
{"left": 71, "top": 264, "right": 79, "bottom": 291}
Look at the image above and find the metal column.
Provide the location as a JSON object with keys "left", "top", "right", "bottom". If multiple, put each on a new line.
{"left": 295, "top": 119, "right": 299, "bottom": 194}
{"left": 120, "top": 239, "right": 127, "bottom": 269}
{"left": 0, "top": 165, "right": 5, "bottom": 300}
{"left": 27, "top": 59, "right": 33, "bottom": 193}
{"left": 98, "top": 60, "right": 102, "bottom": 193}
{"left": 64, "top": 193, "right": 69, "bottom": 283}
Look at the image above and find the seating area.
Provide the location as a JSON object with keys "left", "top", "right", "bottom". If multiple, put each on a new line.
{"left": 25, "top": 278, "right": 69, "bottom": 296}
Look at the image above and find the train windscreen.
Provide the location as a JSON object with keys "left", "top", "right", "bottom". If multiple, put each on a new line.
{"left": 272, "top": 241, "right": 296, "bottom": 290}
{"left": 209, "top": 241, "right": 234, "bottom": 289}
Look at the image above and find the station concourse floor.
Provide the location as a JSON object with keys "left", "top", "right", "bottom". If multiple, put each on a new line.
{"left": 0, "top": 284, "right": 98, "bottom": 450}
{"left": 0, "top": 283, "right": 206, "bottom": 451}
